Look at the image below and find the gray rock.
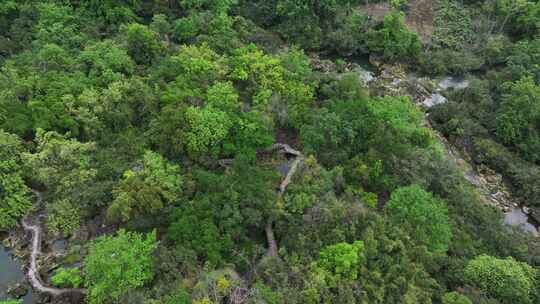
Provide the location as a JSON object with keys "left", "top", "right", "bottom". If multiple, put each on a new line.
{"left": 438, "top": 76, "right": 469, "bottom": 90}
{"left": 7, "top": 281, "right": 28, "bottom": 298}
{"left": 422, "top": 93, "right": 447, "bottom": 108}
{"left": 354, "top": 67, "right": 375, "bottom": 84}
{"left": 504, "top": 207, "right": 539, "bottom": 236}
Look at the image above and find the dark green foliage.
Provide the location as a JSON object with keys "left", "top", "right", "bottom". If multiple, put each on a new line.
{"left": 124, "top": 23, "right": 163, "bottom": 65}
{"left": 506, "top": 39, "right": 540, "bottom": 83}
{"left": 432, "top": 0, "right": 474, "bottom": 50}
{"left": 495, "top": 76, "right": 540, "bottom": 162}
{"left": 367, "top": 11, "right": 422, "bottom": 61}
{"left": 107, "top": 150, "right": 183, "bottom": 223}
{"left": 0, "top": 130, "right": 32, "bottom": 230}
{"left": 168, "top": 156, "right": 278, "bottom": 265}
{"left": 1, "top": 1, "right": 540, "bottom": 304}
{"left": 24, "top": 129, "right": 99, "bottom": 235}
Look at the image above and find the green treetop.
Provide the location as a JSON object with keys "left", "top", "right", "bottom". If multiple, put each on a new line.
{"left": 385, "top": 185, "right": 452, "bottom": 253}
{"left": 85, "top": 229, "right": 158, "bottom": 304}
{"left": 464, "top": 254, "right": 537, "bottom": 304}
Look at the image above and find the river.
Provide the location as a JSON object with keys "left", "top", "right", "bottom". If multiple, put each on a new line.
{"left": 0, "top": 245, "right": 35, "bottom": 303}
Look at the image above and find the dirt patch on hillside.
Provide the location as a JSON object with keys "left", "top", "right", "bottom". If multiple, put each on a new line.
{"left": 360, "top": 2, "right": 391, "bottom": 21}
{"left": 358, "top": 0, "right": 434, "bottom": 43}
{"left": 405, "top": 0, "right": 434, "bottom": 43}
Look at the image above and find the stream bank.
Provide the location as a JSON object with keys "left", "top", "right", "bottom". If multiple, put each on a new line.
{"left": 0, "top": 243, "right": 35, "bottom": 303}
{"left": 1, "top": 191, "right": 86, "bottom": 304}
{"left": 350, "top": 59, "right": 539, "bottom": 235}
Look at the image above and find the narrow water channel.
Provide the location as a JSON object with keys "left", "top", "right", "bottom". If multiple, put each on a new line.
{"left": 0, "top": 245, "right": 35, "bottom": 303}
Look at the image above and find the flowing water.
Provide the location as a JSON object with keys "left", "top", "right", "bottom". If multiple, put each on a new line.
{"left": 0, "top": 245, "right": 35, "bottom": 303}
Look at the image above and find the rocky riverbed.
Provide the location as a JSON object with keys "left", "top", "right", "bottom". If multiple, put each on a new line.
{"left": 352, "top": 59, "right": 539, "bottom": 235}
{"left": 0, "top": 243, "right": 35, "bottom": 303}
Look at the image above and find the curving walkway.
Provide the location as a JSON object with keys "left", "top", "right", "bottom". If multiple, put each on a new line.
{"left": 265, "top": 143, "right": 304, "bottom": 258}
{"left": 21, "top": 190, "right": 85, "bottom": 297}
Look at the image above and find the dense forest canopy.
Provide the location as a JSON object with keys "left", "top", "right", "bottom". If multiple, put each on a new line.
{"left": 1, "top": 0, "right": 540, "bottom": 304}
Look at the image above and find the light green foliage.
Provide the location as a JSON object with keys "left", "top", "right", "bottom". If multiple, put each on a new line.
{"left": 125, "top": 23, "right": 162, "bottom": 64}
{"left": 37, "top": 43, "right": 73, "bottom": 71}
{"left": 160, "top": 44, "right": 224, "bottom": 103}
{"left": 282, "top": 156, "right": 338, "bottom": 217}
{"left": 51, "top": 267, "right": 83, "bottom": 288}
{"left": 442, "top": 292, "right": 472, "bottom": 304}
{"left": 0, "top": 130, "right": 32, "bottom": 229}
{"left": 24, "top": 129, "right": 97, "bottom": 235}
{"left": 367, "top": 11, "right": 422, "bottom": 60}
{"left": 464, "top": 255, "right": 537, "bottom": 304}
{"left": 0, "top": 300, "right": 21, "bottom": 304}
{"left": 2, "top": 2, "right": 540, "bottom": 304}
{"left": 317, "top": 241, "right": 365, "bottom": 284}
{"left": 205, "top": 81, "right": 239, "bottom": 112}
{"left": 496, "top": 76, "right": 540, "bottom": 162}
{"left": 35, "top": 3, "right": 87, "bottom": 49}
{"left": 385, "top": 185, "right": 452, "bottom": 253}
{"left": 153, "top": 44, "right": 311, "bottom": 159}
{"left": 163, "top": 288, "right": 190, "bottom": 304}
{"left": 108, "top": 150, "right": 182, "bottom": 222}
{"left": 85, "top": 229, "right": 158, "bottom": 304}
{"left": 185, "top": 106, "right": 232, "bottom": 156}
{"left": 79, "top": 40, "right": 135, "bottom": 86}
{"left": 46, "top": 198, "right": 81, "bottom": 235}
{"left": 229, "top": 45, "right": 314, "bottom": 125}
{"left": 365, "top": 95, "right": 433, "bottom": 159}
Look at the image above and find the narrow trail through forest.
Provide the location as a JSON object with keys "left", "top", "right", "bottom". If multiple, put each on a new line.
{"left": 22, "top": 190, "right": 86, "bottom": 297}
{"left": 265, "top": 143, "right": 304, "bottom": 258}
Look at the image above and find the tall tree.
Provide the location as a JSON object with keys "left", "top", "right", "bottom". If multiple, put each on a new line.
{"left": 24, "top": 129, "right": 97, "bottom": 235}
{"left": 464, "top": 255, "right": 537, "bottom": 304}
{"left": 385, "top": 185, "right": 452, "bottom": 253}
{"left": 85, "top": 229, "right": 158, "bottom": 304}
{"left": 108, "top": 150, "right": 183, "bottom": 222}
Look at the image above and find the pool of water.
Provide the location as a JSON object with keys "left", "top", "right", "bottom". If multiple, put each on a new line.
{"left": 504, "top": 207, "right": 539, "bottom": 236}
{"left": 0, "top": 245, "right": 35, "bottom": 303}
